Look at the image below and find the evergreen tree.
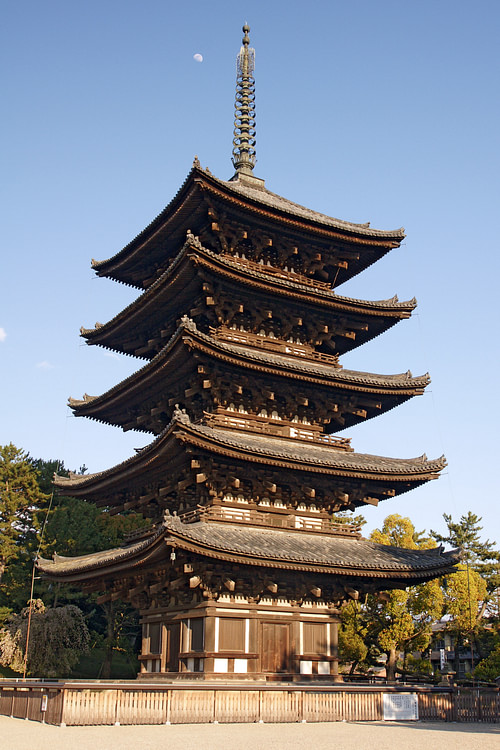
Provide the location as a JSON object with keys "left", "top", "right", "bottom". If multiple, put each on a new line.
{"left": 431, "top": 512, "right": 500, "bottom": 594}
{"left": 0, "top": 444, "right": 49, "bottom": 592}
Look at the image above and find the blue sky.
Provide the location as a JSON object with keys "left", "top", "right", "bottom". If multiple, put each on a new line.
{"left": 2, "top": 1, "right": 499, "bottom": 545}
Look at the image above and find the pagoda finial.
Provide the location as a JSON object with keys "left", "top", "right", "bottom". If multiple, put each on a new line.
{"left": 232, "top": 24, "right": 256, "bottom": 176}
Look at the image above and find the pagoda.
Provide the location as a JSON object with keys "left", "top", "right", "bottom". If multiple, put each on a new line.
{"left": 39, "top": 26, "right": 458, "bottom": 680}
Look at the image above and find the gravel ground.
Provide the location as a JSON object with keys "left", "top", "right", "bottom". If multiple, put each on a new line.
{"left": 1, "top": 717, "right": 499, "bottom": 750}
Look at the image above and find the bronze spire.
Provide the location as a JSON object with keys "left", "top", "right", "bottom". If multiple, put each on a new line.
{"left": 232, "top": 24, "right": 256, "bottom": 176}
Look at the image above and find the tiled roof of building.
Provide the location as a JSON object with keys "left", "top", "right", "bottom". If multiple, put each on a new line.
{"left": 83, "top": 238, "right": 415, "bottom": 346}
{"left": 184, "top": 423, "right": 446, "bottom": 476}
{"left": 69, "top": 319, "right": 429, "bottom": 413}
{"left": 37, "top": 515, "right": 459, "bottom": 582}
{"left": 91, "top": 166, "right": 405, "bottom": 276}
{"left": 53, "top": 417, "right": 445, "bottom": 494}
{"left": 213, "top": 171, "right": 405, "bottom": 238}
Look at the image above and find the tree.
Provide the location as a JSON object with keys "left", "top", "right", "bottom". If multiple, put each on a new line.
{"left": 366, "top": 515, "right": 445, "bottom": 681}
{"left": 0, "top": 599, "right": 90, "bottom": 677}
{"left": 474, "top": 643, "right": 500, "bottom": 682}
{"left": 431, "top": 512, "right": 500, "bottom": 596}
{"left": 339, "top": 601, "right": 369, "bottom": 674}
{"left": 442, "top": 563, "right": 488, "bottom": 674}
{"left": 0, "top": 444, "right": 49, "bottom": 587}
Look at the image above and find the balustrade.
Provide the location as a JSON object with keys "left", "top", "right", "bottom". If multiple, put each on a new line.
{"left": 223, "top": 252, "right": 332, "bottom": 291}
{"left": 177, "top": 505, "right": 362, "bottom": 537}
{"left": 212, "top": 326, "right": 340, "bottom": 367}
{"left": 204, "top": 410, "right": 352, "bottom": 450}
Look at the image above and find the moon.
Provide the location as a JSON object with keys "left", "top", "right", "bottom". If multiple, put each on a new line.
{"left": 193, "top": 53, "right": 203, "bottom": 63}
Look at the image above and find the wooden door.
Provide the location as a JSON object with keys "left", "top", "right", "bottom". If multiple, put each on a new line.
{"left": 165, "top": 623, "right": 180, "bottom": 672}
{"left": 261, "top": 622, "right": 290, "bottom": 673}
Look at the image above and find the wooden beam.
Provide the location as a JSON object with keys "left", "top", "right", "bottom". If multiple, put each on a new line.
{"left": 150, "top": 580, "right": 166, "bottom": 595}
{"left": 129, "top": 583, "right": 147, "bottom": 598}
{"left": 345, "top": 587, "right": 359, "bottom": 601}
{"left": 169, "top": 577, "right": 185, "bottom": 591}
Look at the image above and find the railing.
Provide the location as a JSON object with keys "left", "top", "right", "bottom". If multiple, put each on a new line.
{"left": 1, "top": 680, "right": 498, "bottom": 725}
{"left": 204, "top": 411, "right": 352, "bottom": 450}
{"left": 176, "top": 505, "right": 362, "bottom": 537}
{"left": 223, "top": 253, "right": 333, "bottom": 291}
{"left": 211, "top": 326, "right": 340, "bottom": 368}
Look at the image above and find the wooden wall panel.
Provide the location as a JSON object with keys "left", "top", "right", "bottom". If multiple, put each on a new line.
{"left": 219, "top": 618, "right": 245, "bottom": 652}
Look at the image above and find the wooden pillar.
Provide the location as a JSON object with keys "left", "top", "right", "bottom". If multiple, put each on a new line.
{"left": 204, "top": 607, "right": 216, "bottom": 673}
{"left": 160, "top": 623, "right": 167, "bottom": 673}
{"left": 140, "top": 623, "right": 148, "bottom": 673}
{"left": 331, "top": 619, "right": 343, "bottom": 682}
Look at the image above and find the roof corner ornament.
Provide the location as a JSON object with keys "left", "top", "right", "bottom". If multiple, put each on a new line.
{"left": 193, "top": 155, "right": 201, "bottom": 169}
{"left": 185, "top": 228, "right": 202, "bottom": 249}
{"left": 180, "top": 315, "right": 197, "bottom": 333}
{"left": 173, "top": 403, "right": 191, "bottom": 424}
{"left": 232, "top": 24, "right": 256, "bottom": 176}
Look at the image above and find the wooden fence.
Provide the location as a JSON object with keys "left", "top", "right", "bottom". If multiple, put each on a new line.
{"left": 0, "top": 681, "right": 498, "bottom": 726}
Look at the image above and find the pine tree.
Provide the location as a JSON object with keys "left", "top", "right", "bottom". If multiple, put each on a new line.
{"left": 431, "top": 512, "right": 500, "bottom": 595}
{"left": 0, "top": 444, "right": 49, "bottom": 586}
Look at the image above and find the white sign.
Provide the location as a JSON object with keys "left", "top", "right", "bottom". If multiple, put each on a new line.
{"left": 383, "top": 693, "right": 419, "bottom": 721}
{"left": 440, "top": 648, "right": 447, "bottom": 671}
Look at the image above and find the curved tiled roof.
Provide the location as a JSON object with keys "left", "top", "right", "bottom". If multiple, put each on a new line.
{"left": 184, "top": 423, "right": 446, "bottom": 477}
{"left": 212, "top": 171, "right": 405, "bottom": 239}
{"left": 37, "top": 524, "right": 165, "bottom": 578}
{"left": 69, "top": 319, "right": 429, "bottom": 415}
{"left": 83, "top": 238, "right": 415, "bottom": 348}
{"left": 164, "top": 517, "right": 458, "bottom": 578}
{"left": 38, "top": 516, "right": 459, "bottom": 582}
{"left": 91, "top": 166, "right": 405, "bottom": 276}
{"left": 53, "top": 417, "right": 445, "bottom": 496}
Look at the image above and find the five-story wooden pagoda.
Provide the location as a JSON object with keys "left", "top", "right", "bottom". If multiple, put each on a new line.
{"left": 39, "top": 25, "right": 458, "bottom": 680}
